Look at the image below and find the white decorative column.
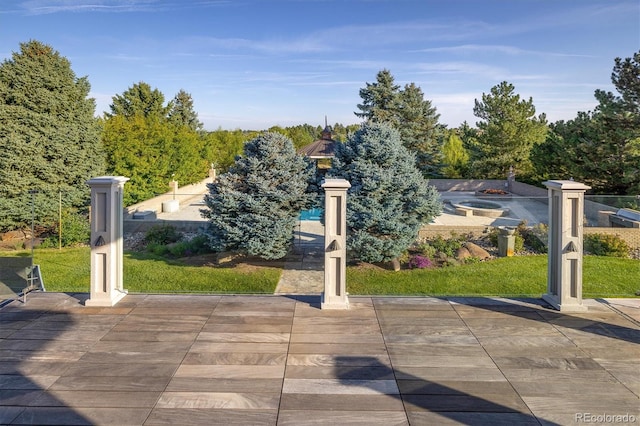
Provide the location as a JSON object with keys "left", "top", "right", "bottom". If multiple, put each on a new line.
{"left": 86, "top": 176, "right": 129, "bottom": 307}
{"left": 543, "top": 180, "right": 590, "bottom": 312}
{"left": 321, "top": 178, "right": 351, "bottom": 310}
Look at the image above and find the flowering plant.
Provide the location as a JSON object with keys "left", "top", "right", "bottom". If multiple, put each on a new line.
{"left": 408, "top": 254, "right": 433, "bottom": 269}
{"left": 480, "top": 188, "right": 508, "bottom": 195}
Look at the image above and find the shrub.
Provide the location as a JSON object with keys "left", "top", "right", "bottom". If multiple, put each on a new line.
{"left": 426, "top": 235, "right": 464, "bottom": 258}
{"left": 146, "top": 242, "right": 170, "bottom": 256}
{"left": 144, "top": 225, "right": 182, "bottom": 246}
{"left": 183, "top": 234, "right": 211, "bottom": 255}
{"left": 41, "top": 209, "right": 90, "bottom": 248}
{"left": 144, "top": 231, "right": 213, "bottom": 258}
{"left": 584, "top": 233, "right": 630, "bottom": 257}
{"left": 520, "top": 223, "right": 548, "bottom": 254}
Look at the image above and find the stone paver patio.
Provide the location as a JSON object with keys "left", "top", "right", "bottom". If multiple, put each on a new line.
{"left": 0, "top": 292, "right": 638, "bottom": 425}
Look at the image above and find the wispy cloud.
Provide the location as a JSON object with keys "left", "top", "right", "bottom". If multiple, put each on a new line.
{"left": 10, "top": 0, "right": 231, "bottom": 15}
{"left": 16, "top": 0, "right": 157, "bottom": 14}
{"left": 412, "top": 61, "right": 508, "bottom": 80}
{"left": 308, "top": 19, "right": 495, "bottom": 48}
{"left": 414, "top": 44, "right": 595, "bottom": 58}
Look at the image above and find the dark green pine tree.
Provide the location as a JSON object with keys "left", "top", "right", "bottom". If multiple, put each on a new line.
{"left": 106, "top": 81, "right": 168, "bottom": 119}
{"left": 396, "top": 82, "right": 443, "bottom": 177}
{"left": 531, "top": 51, "right": 640, "bottom": 194}
{"left": 168, "top": 89, "right": 203, "bottom": 131}
{"left": 355, "top": 69, "right": 400, "bottom": 125}
{"left": 328, "top": 123, "right": 442, "bottom": 264}
{"left": 201, "top": 132, "right": 315, "bottom": 260}
{"left": 472, "top": 81, "right": 547, "bottom": 180}
{"left": 356, "top": 70, "right": 443, "bottom": 177}
{"left": 0, "top": 40, "right": 105, "bottom": 231}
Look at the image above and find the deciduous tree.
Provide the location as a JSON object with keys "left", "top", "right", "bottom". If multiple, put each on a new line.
{"left": 441, "top": 130, "right": 470, "bottom": 178}
{"left": 102, "top": 115, "right": 208, "bottom": 205}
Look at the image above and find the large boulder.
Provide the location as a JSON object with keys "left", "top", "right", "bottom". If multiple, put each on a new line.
{"left": 456, "top": 242, "right": 491, "bottom": 260}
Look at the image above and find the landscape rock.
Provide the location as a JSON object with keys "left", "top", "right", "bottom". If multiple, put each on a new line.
{"left": 1, "top": 230, "right": 27, "bottom": 241}
{"left": 456, "top": 246, "right": 471, "bottom": 260}
{"left": 464, "top": 242, "right": 491, "bottom": 259}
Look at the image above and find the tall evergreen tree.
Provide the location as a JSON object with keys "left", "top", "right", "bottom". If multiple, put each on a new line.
{"left": 168, "top": 89, "right": 203, "bottom": 131}
{"left": 201, "top": 132, "right": 315, "bottom": 260}
{"left": 106, "top": 81, "right": 168, "bottom": 119}
{"left": 396, "top": 82, "right": 443, "bottom": 177}
{"left": 472, "top": 81, "right": 547, "bottom": 179}
{"left": 355, "top": 69, "right": 400, "bottom": 125}
{"left": 328, "top": 123, "right": 442, "bottom": 264}
{"left": 0, "top": 40, "right": 104, "bottom": 231}
{"left": 355, "top": 70, "right": 443, "bottom": 177}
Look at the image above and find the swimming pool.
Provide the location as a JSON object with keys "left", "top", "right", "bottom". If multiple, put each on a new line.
{"left": 300, "top": 208, "right": 322, "bottom": 221}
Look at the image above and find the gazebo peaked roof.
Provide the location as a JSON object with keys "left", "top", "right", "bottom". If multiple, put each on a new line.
{"left": 298, "top": 125, "right": 336, "bottom": 159}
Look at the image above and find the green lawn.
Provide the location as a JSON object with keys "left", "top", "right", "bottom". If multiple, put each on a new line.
{"left": 347, "top": 255, "right": 640, "bottom": 298}
{"left": 6, "top": 247, "right": 281, "bottom": 294}
{"left": 2, "top": 248, "right": 638, "bottom": 297}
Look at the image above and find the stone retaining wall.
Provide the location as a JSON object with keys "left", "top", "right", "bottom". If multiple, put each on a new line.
{"left": 124, "top": 178, "right": 213, "bottom": 219}
{"left": 418, "top": 225, "right": 489, "bottom": 241}
{"left": 584, "top": 227, "right": 640, "bottom": 249}
{"left": 418, "top": 224, "right": 640, "bottom": 250}
{"left": 429, "top": 179, "right": 508, "bottom": 192}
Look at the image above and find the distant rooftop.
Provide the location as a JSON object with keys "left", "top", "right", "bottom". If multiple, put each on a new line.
{"left": 298, "top": 125, "right": 335, "bottom": 159}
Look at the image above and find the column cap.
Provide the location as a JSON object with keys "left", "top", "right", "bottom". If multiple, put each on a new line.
{"left": 87, "top": 176, "right": 130, "bottom": 186}
{"left": 321, "top": 178, "right": 351, "bottom": 189}
{"left": 543, "top": 180, "right": 590, "bottom": 191}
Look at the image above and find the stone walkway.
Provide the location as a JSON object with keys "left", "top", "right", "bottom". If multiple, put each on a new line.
{"left": 275, "top": 221, "right": 325, "bottom": 295}
{"left": 0, "top": 292, "right": 638, "bottom": 425}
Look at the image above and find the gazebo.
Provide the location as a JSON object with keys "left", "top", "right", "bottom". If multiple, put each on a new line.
{"left": 297, "top": 124, "right": 336, "bottom": 171}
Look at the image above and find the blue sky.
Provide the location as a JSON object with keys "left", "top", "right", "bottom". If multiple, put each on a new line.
{"left": 1, "top": 0, "right": 638, "bottom": 131}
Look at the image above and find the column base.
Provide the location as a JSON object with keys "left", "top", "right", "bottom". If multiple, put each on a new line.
{"left": 321, "top": 293, "right": 349, "bottom": 310}
{"left": 542, "top": 294, "right": 588, "bottom": 312}
{"left": 85, "top": 289, "right": 128, "bottom": 307}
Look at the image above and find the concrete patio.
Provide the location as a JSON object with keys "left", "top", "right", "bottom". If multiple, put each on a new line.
{"left": 0, "top": 292, "right": 638, "bottom": 425}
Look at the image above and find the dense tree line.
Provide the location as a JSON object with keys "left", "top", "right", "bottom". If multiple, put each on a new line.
{"left": 0, "top": 38, "right": 637, "bottom": 233}
{"left": 531, "top": 52, "right": 640, "bottom": 194}
{"left": 101, "top": 82, "right": 210, "bottom": 205}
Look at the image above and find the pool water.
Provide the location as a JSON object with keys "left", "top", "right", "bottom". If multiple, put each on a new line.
{"left": 457, "top": 200, "right": 502, "bottom": 209}
{"left": 300, "top": 208, "right": 322, "bottom": 221}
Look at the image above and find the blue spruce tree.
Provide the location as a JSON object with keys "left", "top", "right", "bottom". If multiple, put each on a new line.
{"left": 329, "top": 123, "right": 442, "bottom": 263}
{"left": 201, "top": 132, "right": 315, "bottom": 260}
